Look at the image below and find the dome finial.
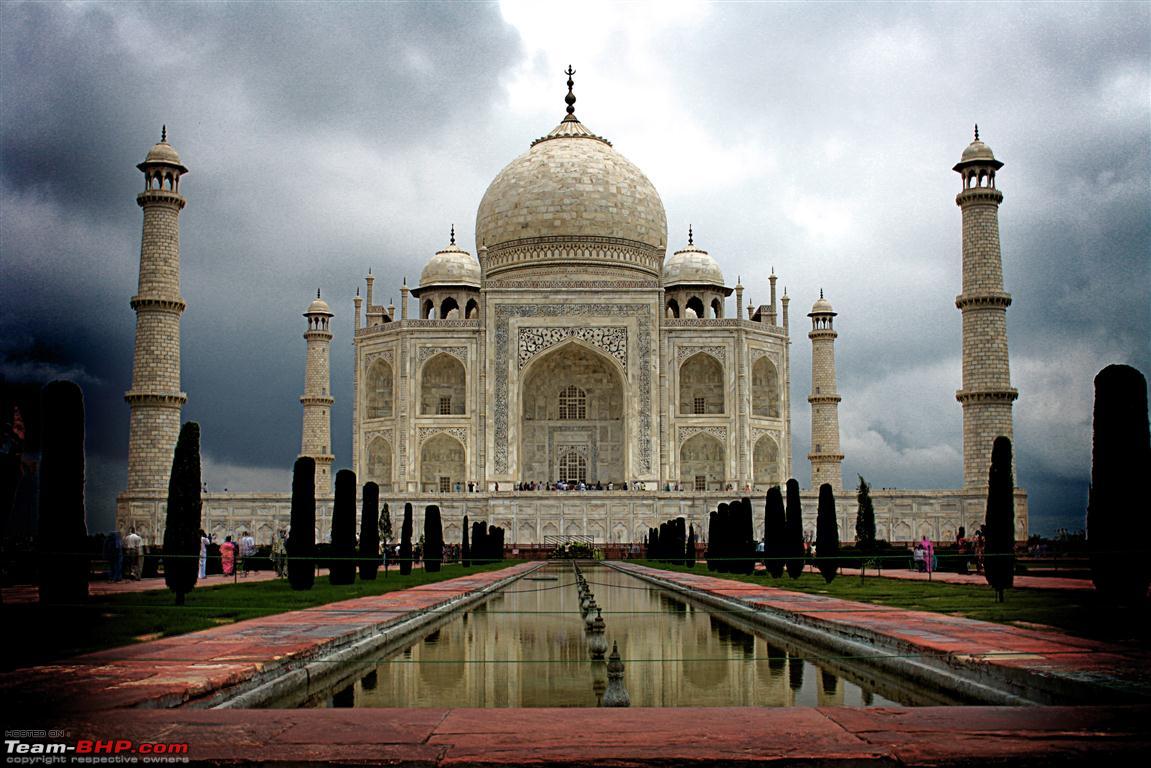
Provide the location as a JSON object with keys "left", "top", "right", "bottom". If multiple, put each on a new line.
{"left": 688, "top": 224, "right": 693, "bottom": 246}
{"left": 316, "top": 288, "right": 321, "bottom": 299}
{"left": 974, "top": 123, "right": 979, "bottom": 141}
{"left": 161, "top": 124, "right": 167, "bottom": 143}
{"left": 820, "top": 288, "right": 824, "bottom": 299}
{"left": 450, "top": 224, "right": 456, "bottom": 246}
{"left": 564, "top": 65, "right": 577, "bottom": 117}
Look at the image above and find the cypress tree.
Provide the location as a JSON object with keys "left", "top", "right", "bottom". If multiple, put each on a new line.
{"left": 163, "top": 421, "right": 202, "bottom": 605}
{"left": 714, "top": 502, "right": 730, "bottom": 572}
{"left": 738, "top": 497, "right": 756, "bottom": 574}
{"left": 398, "top": 502, "right": 413, "bottom": 575}
{"left": 329, "top": 469, "right": 357, "bottom": 585}
{"left": 815, "top": 483, "right": 840, "bottom": 584}
{"left": 686, "top": 524, "right": 696, "bottom": 567}
{"left": 855, "top": 475, "right": 876, "bottom": 551}
{"left": 676, "top": 517, "right": 687, "bottom": 566}
{"left": 378, "top": 501, "right": 393, "bottom": 573}
{"left": 784, "top": 479, "right": 805, "bottom": 579}
{"left": 38, "top": 381, "right": 88, "bottom": 605}
{"left": 493, "top": 526, "right": 505, "bottom": 561}
{"left": 462, "top": 513, "right": 471, "bottom": 568}
{"left": 358, "top": 482, "right": 380, "bottom": 581}
{"left": 764, "top": 486, "right": 786, "bottom": 578}
{"left": 424, "top": 504, "right": 443, "bottom": 572}
{"left": 472, "top": 520, "right": 485, "bottom": 564}
{"left": 1089, "top": 364, "right": 1150, "bottom": 603}
{"left": 658, "top": 522, "right": 669, "bottom": 562}
{"left": 984, "top": 436, "right": 1015, "bottom": 602}
{"left": 287, "top": 457, "right": 316, "bottom": 590}
{"left": 705, "top": 511, "right": 718, "bottom": 571}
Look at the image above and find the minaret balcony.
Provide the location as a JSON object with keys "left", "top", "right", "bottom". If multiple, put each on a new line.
{"left": 130, "top": 295, "right": 186, "bottom": 313}
{"left": 955, "top": 291, "right": 1012, "bottom": 310}
{"left": 955, "top": 389, "right": 1019, "bottom": 404}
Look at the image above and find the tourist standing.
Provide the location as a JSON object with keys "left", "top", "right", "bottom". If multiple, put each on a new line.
{"left": 124, "top": 528, "right": 143, "bottom": 580}
{"left": 922, "top": 536, "right": 935, "bottom": 574}
{"left": 198, "top": 529, "right": 209, "bottom": 579}
{"left": 240, "top": 530, "right": 256, "bottom": 577}
{"left": 220, "top": 535, "right": 236, "bottom": 577}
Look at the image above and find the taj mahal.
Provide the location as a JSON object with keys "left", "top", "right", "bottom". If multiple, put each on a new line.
{"left": 116, "top": 73, "right": 1027, "bottom": 549}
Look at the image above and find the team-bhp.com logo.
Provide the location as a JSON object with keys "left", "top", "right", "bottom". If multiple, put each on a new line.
{"left": 5, "top": 735, "right": 189, "bottom": 764}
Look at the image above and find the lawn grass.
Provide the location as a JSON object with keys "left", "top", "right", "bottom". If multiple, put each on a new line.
{"left": 632, "top": 560, "right": 1150, "bottom": 647}
{"left": 2, "top": 561, "right": 517, "bottom": 668}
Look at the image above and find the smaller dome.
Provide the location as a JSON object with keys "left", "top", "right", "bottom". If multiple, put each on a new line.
{"left": 145, "top": 140, "right": 183, "bottom": 166}
{"left": 306, "top": 291, "right": 332, "bottom": 316}
{"left": 960, "top": 138, "right": 996, "bottom": 163}
{"left": 809, "top": 292, "right": 835, "bottom": 316}
{"left": 663, "top": 232, "right": 724, "bottom": 288}
{"left": 420, "top": 237, "right": 481, "bottom": 289}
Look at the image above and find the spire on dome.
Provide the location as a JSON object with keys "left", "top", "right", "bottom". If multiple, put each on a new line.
{"left": 688, "top": 225, "right": 693, "bottom": 246}
{"left": 974, "top": 123, "right": 979, "bottom": 141}
{"left": 564, "top": 65, "right": 577, "bottom": 119}
{"left": 317, "top": 288, "right": 321, "bottom": 299}
{"left": 161, "top": 125, "right": 167, "bottom": 143}
{"left": 820, "top": 288, "right": 824, "bottom": 299}
{"left": 450, "top": 224, "right": 456, "bottom": 246}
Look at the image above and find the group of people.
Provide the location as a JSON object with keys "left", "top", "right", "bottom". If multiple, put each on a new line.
{"left": 102, "top": 527, "right": 144, "bottom": 581}
{"left": 197, "top": 529, "right": 257, "bottom": 578}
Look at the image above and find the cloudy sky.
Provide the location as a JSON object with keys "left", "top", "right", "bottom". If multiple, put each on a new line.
{"left": 2, "top": 1, "right": 1147, "bottom": 537}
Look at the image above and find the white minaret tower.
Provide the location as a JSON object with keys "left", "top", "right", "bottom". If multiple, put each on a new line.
{"left": 954, "top": 126, "right": 1017, "bottom": 489}
{"left": 300, "top": 290, "right": 335, "bottom": 494}
{"left": 808, "top": 290, "right": 843, "bottom": 491}
{"left": 125, "top": 127, "right": 188, "bottom": 495}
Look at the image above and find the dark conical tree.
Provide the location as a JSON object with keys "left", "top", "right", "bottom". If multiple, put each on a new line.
{"left": 784, "top": 479, "right": 805, "bottom": 579}
{"left": 855, "top": 475, "right": 876, "bottom": 551}
{"left": 1089, "top": 364, "right": 1151, "bottom": 603}
{"left": 378, "top": 501, "right": 393, "bottom": 574}
{"left": 461, "top": 513, "right": 471, "bottom": 568}
{"left": 764, "top": 486, "right": 786, "bottom": 578}
{"left": 424, "top": 504, "right": 443, "bottom": 572}
{"left": 398, "top": 502, "right": 413, "bottom": 575}
{"left": 705, "top": 511, "right": 718, "bottom": 571}
{"left": 38, "top": 381, "right": 89, "bottom": 605}
{"left": 815, "top": 483, "right": 840, "bottom": 584}
{"left": 358, "top": 482, "right": 380, "bottom": 581}
{"left": 984, "top": 436, "right": 1015, "bottom": 602}
{"left": 686, "top": 524, "right": 696, "bottom": 567}
{"left": 287, "top": 457, "right": 316, "bottom": 590}
{"left": 329, "top": 469, "right": 358, "bottom": 585}
{"left": 738, "top": 497, "right": 756, "bottom": 574}
{"left": 714, "top": 502, "right": 730, "bottom": 572}
{"left": 658, "top": 522, "right": 669, "bottom": 562}
{"left": 164, "top": 422, "right": 202, "bottom": 605}
{"left": 493, "top": 526, "right": 505, "bottom": 561}
{"left": 472, "top": 521, "right": 486, "bottom": 564}
{"left": 676, "top": 517, "right": 688, "bottom": 566}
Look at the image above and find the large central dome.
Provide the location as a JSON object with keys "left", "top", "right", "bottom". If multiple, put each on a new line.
{"left": 475, "top": 100, "right": 667, "bottom": 282}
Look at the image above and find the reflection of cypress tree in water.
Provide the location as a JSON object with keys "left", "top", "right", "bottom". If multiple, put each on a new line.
{"left": 862, "top": 689, "right": 874, "bottom": 706}
{"left": 659, "top": 592, "right": 687, "bottom": 615}
{"left": 424, "top": 629, "right": 441, "bottom": 644}
{"left": 766, "top": 642, "right": 785, "bottom": 674}
{"left": 789, "top": 655, "right": 804, "bottom": 692}
{"left": 821, "top": 669, "right": 838, "bottom": 695}
{"left": 332, "top": 684, "right": 355, "bottom": 708}
{"left": 361, "top": 670, "right": 378, "bottom": 691}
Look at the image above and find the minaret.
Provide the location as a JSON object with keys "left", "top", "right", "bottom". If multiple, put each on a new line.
{"left": 301, "top": 290, "right": 335, "bottom": 494}
{"left": 954, "top": 126, "right": 1017, "bottom": 489}
{"left": 125, "top": 127, "right": 188, "bottom": 494}
{"left": 808, "top": 290, "right": 843, "bottom": 491}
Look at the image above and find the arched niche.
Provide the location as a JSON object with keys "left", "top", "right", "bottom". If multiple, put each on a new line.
{"left": 519, "top": 341, "right": 625, "bottom": 485}
{"left": 679, "top": 352, "right": 725, "bottom": 415}
{"left": 365, "top": 359, "right": 394, "bottom": 418}
{"left": 440, "top": 296, "right": 460, "bottom": 319}
{"left": 753, "top": 435, "right": 779, "bottom": 489}
{"left": 366, "top": 436, "right": 393, "bottom": 491}
{"left": 685, "top": 296, "right": 705, "bottom": 318}
{"left": 666, "top": 298, "right": 680, "bottom": 318}
{"left": 420, "top": 354, "right": 466, "bottom": 415}
{"left": 465, "top": 298, "right": 480, "bottom": 319}
{"left": 679, "top": 432, "right": 725, "bottom": 491}
{"left": 420, "top": 433, "right": 465, "bottom": 492}
{"left": 751, "top": 356, "right": 781, "bottom": 418}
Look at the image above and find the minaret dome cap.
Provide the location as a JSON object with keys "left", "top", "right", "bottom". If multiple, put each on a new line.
{"left": 139, "top": 127, "right": 188, "bottom": 173}
{"left": 954, "top": 126, "right": 1003, "bottom": 172}
{"left": 809, "top": 291, "right": 836, "bottom": 316}
{"left": 305, "top": 291, "right": 333, "bottom": 316}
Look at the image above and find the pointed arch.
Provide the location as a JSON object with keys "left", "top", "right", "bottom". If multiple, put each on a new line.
{"left": 680, "top": 432, "right": 725, "bottom": 491}
{"left": 420, "top": 353, "right": 466, "bottom": 415}
{"left": 440, "top": 296, "right": 460, "bottom": 319}
{"left": 366, "top": 436, "right": 393, "bottom": 491}
{"left": 679, "top": 352, "right": 725, "bottom": 414}
{"left": 419, "top": 432, "right": 465, "bottom": 492}
{"left": 753, "top": 434, "right": 780, "bottom": 490}
{"left": 685, "top": 296, "right": 705, "bottom": 318}
{"left": 465, "top": 298, "right": 480, "bottom": 319}
{"left": 666, "top": 298, "right": 680, "bottom": 318}
{"left": 366, "top": 358, "right": 394, "bottom": 418}
{"left": 752, "top": 356, "right": 781, "bottom": 418}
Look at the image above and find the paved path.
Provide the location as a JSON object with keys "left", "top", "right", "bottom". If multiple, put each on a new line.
{"left": 832, "top": 565, "right": 1093, "bottom": 591}
{"left": 615, "top": 562, "right": 1151, "bottom": 705}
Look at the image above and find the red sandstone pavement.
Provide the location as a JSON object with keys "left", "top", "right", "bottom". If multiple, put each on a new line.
{"left": 615, "top": 563, "right": 1151, "bottom": 704}
{"left": 831, "top": 565, "right": 1094, "bottom": 591}
{"left": 3, "top": 561, "right": 1150, "bottom": 765}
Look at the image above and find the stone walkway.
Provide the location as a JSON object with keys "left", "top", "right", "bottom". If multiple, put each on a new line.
{"left": 2, "top": 561, "right": 1148, "bottom": 765}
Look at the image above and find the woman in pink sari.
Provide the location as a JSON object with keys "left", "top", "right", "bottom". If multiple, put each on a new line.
{"left": 220, "top": 535, "right": 236, "bottom": 576}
